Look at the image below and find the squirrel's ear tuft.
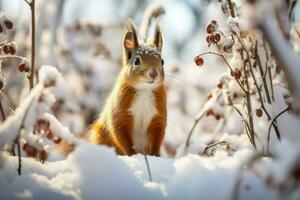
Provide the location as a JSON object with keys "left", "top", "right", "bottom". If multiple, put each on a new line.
{"left": 152, "top": 23, "right": 163, "bottom": 52}
{"left": 124, "top": 19, "right": 139, "bottom": 50}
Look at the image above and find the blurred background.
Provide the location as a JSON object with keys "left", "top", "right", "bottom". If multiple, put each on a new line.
{"left": 1, "top": 0, "right": 300, "bottom": 156}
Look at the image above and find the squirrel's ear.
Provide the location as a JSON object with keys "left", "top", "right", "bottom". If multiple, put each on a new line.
{"left": 124, "top": 19, "right": 139, "bottom": 51}
{"left": 152, "top": 23, "right": 163, "bottom": 52}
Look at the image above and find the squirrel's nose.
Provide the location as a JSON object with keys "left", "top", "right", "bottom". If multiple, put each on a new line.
{"left": 149, "top": 69, "right": 158, "bottom": 79}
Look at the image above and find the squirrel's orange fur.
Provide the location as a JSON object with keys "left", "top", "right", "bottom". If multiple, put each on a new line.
{"left": 87, "top": 19, "right": 166, "bottom": 156}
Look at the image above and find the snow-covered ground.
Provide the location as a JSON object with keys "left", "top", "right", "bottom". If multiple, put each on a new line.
{"left": 0, "top": 144, "right": 275, "bottom": 200}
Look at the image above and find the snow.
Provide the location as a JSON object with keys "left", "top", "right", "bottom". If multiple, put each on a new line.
{"left": 0, "top": 143, "right": 261, "bottom": 200}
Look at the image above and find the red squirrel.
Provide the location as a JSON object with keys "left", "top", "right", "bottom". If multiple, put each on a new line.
{"left": 87, "top": 19, "right": 167, "bottom": 156}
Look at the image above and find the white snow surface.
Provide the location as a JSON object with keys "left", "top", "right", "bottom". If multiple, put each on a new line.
{"left": 0, "top": 142, "right": 282, "bottom": 200}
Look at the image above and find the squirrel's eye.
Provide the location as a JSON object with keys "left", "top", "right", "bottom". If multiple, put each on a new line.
{"left": 134, "top": 57, "right": 141, "bottom": 65}
{"left": 161, "top": 59, "right": 164, "bottom": 66}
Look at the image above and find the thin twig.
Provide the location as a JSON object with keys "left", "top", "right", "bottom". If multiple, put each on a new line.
{"left": 144, "top": 155, "right": 153, "bottom": 182}
{"left": 0, "top": 98, "right": 6, "bottom": 121}
{"left": 267, "top": 106, "right": 290, "bottom": 152}
{"left": 0, "top": 55, "right": 29, "bottom": 61}
{"left": 17, "top": 135, "right": 21, "bottom": 175}
{"left": 26, "top": 0, "right": 35, "bottom": 90}
{"left": 197, "top": 51, "right": 247, "bottom": 93}
{"left": 226, "top": 0, "right": 236, "bottom": 18}
{"left": 241, "top": 58, "right": 256, "bottom": 149}
{"left": 14, "top": 95, "right": 35, "bottom": 175}
{"left": 263, "top": 40, "right": 275, "bottom": 101}
{"left": 200, "top": 141, "right": 229, "bottom": 156}
{"left": 228, "top": 97, "right": 255, "bottom": 146}
{"left": 185, "top": 113, "right": 205, "bottom": 151}
{"left": 24, "top": 0, "right": 31, "bottom": 5}
{"left": 185, "top": 92, "right": 222, "bottom": 151}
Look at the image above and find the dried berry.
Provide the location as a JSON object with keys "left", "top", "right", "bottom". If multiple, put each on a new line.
{"left": 206, "top": 108, "right": 215, "bottom": 116}
{"left": 217, "top": 82, "right": 223, "bottom": 89}
{"left": 194, "top": 56, "right": 204, "bottom": 66}
{"left": 214, "top": 33, "right": 221, "bottom": 43}
{"left": 0, "top": 25, "right": 3, "bottom": 33}
{"left": 215, "top": 114, "right": 221, "bottom": 120}
{"left": 46, "top": 130, "right": 53, "bottom": 140}
{"left": 53, "top": 137, "right": 62, "bottom": 144}
{"left": 206, "top": 24, "right": 214, "bottom": 34}
{"left": 3, "top": 45, "right": 10, "bottom": 54}
{"left": 4, "top": 20, "right": 13, "bottom": 29}
{"left": 26, "top": 146, "right": 37, "bottom": 157}
{"left": 256, "top": 109, "right": 263, "bottom": 117}
{"left": 234, "top": 70, "right": 241, "bottom": 79}
{"left": 18, "top": 63, "right": 26, "bottom": 72}
{"left": 9, "top": 46, "right": 16, "bottom": 55}
{"left": 39, "top": 150, "right": 48, "bottom": 163}
{"left": 223, "top": 43, "right": 233, "bottom": 54}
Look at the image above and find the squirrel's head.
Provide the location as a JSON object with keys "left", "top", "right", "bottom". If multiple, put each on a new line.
{"left": 122, "top": 19, "right": 164, "bottom": 89}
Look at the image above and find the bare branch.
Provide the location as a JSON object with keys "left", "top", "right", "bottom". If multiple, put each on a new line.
{"left": 144, "top": 155, "right": 153, "bottom": 182}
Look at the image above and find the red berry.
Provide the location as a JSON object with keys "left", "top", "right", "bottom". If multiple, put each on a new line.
{"left": 18, "top": 63, "right": 25, "bottom": 72}
{"left": 26, "top": 146, "right": 37, "bottom": 157}
{"left": 234, "top": 70, "right": 241, "bottom": 79}
{"left": 233, "top": 93, "right": 238, "bottom": 98}
{"left": 3, "top": 45, "right": 10, "bottom": 54}
{"left": 46, "top": 130, "right": 53, "bottom": 140}
{"left": 223, "top": 43, "right": 233, "bottom": 54}
{"left": 4, "top": 20, "right": 13, "bottom": 29}
{"left": 194, "top": 56, "right": 204, "bottom": 66}
{"left": 9, "top": 46, "right": 16, "bottom": 55}
{"left": 217, "top": 82, "right": 223, "bottom": 89}
{"left": 256, "top": 109, "right": 263, "bottom": 117}
{"left": 206, "top": 24, "right": 214, "bottom": 34}
{"left": 214, "top": 33, "right": 221, "bottom": 42}
{"left": 206, "top": 108, "right": 215, "bottom": 116}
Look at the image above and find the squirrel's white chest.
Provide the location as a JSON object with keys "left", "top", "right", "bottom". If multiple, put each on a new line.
{"left": 130, "top": 89, "right": 157, "bottom": 153}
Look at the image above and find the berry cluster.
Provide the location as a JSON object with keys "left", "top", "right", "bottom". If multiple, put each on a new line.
{"left": 206, "top": 108, "right": 222, "bottom": 120}
{"left": 205, "top": 20, "right": 221, "bottom": 46}
{"left": 35, "top": 119, "right": 62, "bottom": 144}
{"left": 22, "top": 141, "right": 47, "bottom": 163}
{"left": 18, "top": 62, "right": 31, "bottom": 73}
{"left": 21, "top": 118, "right": 63, "bottom": 163}
{"left": 2, "top": 42, "right": 16, "bottom": 55}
